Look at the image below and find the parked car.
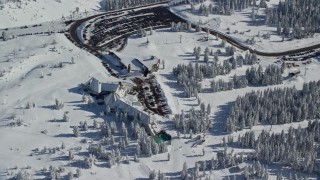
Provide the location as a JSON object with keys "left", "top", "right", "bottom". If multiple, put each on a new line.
{"left": 163, "top": 109, "right": 172, "bottom": 114}
{"left": 149, "top": 102, "right": 156, "bottom": 107}
{"left": 143, "top": 86, "right": 150, "bottom": 91}
{"left": 147, "top": 96, "right": 155, "bottom": 103}
{"left": 158, "top": 97, "right": 167, "bottom": 101}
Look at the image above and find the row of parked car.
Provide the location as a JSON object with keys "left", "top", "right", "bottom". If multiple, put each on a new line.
{"left": 145, "top": 77, "right": 172, "bottom": 115}
{"left": 85, "top": 6, "right": 178, "bottom": 49}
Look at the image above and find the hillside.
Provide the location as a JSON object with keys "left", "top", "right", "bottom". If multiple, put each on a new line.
{"left": 0, "top": 0, "right": 104, "bottom": 29}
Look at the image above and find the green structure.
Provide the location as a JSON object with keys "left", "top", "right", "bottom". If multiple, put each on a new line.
{"left": 153, "top": 131, "right": 171, "bottom": 143}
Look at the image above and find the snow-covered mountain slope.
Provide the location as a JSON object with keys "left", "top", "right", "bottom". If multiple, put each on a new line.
{"left": 169, "top": 0, "right": 320, "bottom": 53}
{"left": 0, "top": 0, "right": 104, "bottom": 29}
{"left": 1, "top": 0, "right": 320, "bottom": 179}
{"left": 0, "top": 33, "right": 118, "bottom": 175}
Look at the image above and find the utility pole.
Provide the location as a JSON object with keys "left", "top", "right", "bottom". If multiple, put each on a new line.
{"left": 180, "top": 35, "right": 182, "bottom": 43}
{"left": 305, "top": 68, "right": 308, "bottom": 76}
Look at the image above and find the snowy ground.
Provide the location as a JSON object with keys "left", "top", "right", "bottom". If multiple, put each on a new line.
{"left": 0, "top": 33, "right": 120, "bottom": 179}
{"left": 0, "top": 0, "right": 104, "bottom": 29}
{"left": 1, "top": 0, "right": 320, "bottom": 179}
{"left": 169, "top": 0, "right": 320, "bottom": 53}
{"left": 117, "top": 28, "right": 320, "bottom": 179}
{"left": 1, "top": 28, "right": 319, "bottom": 180}
{"left": 119, "top": 28, "right": 320, "bottom": 112}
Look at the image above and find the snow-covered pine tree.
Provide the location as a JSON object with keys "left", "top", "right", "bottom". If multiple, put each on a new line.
{"left": 73, "top": 126, "right": 79, "bottom": 137}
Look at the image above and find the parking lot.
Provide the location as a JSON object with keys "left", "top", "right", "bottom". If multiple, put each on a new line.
{"left": 83, "top": 6, "right": 182, "bottom": 50}
{"left": 133, "top": 76, "right": 172, "bottom": 116}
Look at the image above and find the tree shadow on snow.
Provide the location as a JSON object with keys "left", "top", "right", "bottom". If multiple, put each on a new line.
{"left": 160, "top": 74, "right": 186, "bottom": 99}
{"left": 210, "top": 101, "right": 234, "bottom": 136}
{"left": 238, "top": 12, "right": 266, "bottom": 27}
{"left": 54, "top": 133, "right": 74, "bottom": 138}
{"left": 165, "top": 168, "right": 194, "bottom": 179}
{"left": 51, "top": 155, "right": 69, "bottom": 162}
{"left": 33, "top": 171, "right": 49, "bottom": 180}
{"left": 80, "top": 131, "right": 100, "bottom": 140}
{"left": 186, "top": 154, "right": 203, "bottom": 158}
{"left": 157, "top": 119, "right": 176, "bottom": 131}
{"left": 267, "top": 163, "right": 319, "bottom": 180}
{"left": 69, "top": 160, "right": 85, "bottom": 169}
{"left": 94, "top": 161, "right": 109, "bottom": 168}
{"left": 201, "top": 88, "right": 212, "bottom": 93}
{"left": 65, "top": 100, "right": 84, "bottom": 104}
{"left": 48, "top": 119, "right": 66, "bottom": 123}
{"left": 40, "top": 105, "right": 55, "bottom": 110}
{"left": 152, "top": 159, "right": 168, "bottom": 163}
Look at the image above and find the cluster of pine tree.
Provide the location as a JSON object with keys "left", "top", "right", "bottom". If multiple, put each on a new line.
{"left": 171, "top": 21, "right": 192, "bottom": 32}
{"left": 88, "top": 119, "right": 168, "bottom": 167}
{"left": 210, "top": 74, "right": 248, "bottom": 92}
{"left": 180, "top": 148, "right": 249, "bottom": 179}
{"left": 173, "top": 103, "right": 212, "bottom": 134}
{"left": 149, "top": 169, "right": 166, "bottom": 180}
{"left": 215, "top": 147, "right": 243, "bottom": 169}
{"left": 243, "top": 52, "right": 258, "bottom": 65}
{"left": 132, "top": 120, "right": 168, "bottom": 157}
{"left": 225, "top": 81, "right": 320, "bottom": 132}
{"left": 172, "top": 61, "right": 234, "bottom": 97}
{"left": 239, "top": 121, "right": 320, "bottom": 174}
{"left": 173, "top": 63, "right": 203, "bottom": 97}
{"left": 245, "top": 64, "right": 283, "bottom": 86}
{"left": 104, "top": 0, "right": 166, "bottom": 11}
{"left": 265, "top": 0, "right": 320, "bottom": 39}
{"left": 196, "top": 0, "right": 254, "bottom": 16}
{"left": 225, "top": 46, "right": 236, "bottom": 56}
{"left": 210, "top": 64, "right": 283, "bottom": 93}
{"left": 193, "top": 46, "right": 220, "bottom": 62}
{"left": 193, "top": 46, "right": 202, "bottom": 60}
{"left": 242, "top": 160, "right": 269, "bottom": 180}
{"left": 172, "top": 48, "right": 261, "bottom": 96}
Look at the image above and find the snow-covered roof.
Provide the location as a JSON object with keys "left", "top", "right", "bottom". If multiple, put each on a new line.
{"left": 237, "top": 163, "right": 247, "bottom": 170}
{"left": 115, "top": 53, "right": 159, "bottom": 71}
{"left": 105, "top": 92, "right": 143, "bottom": 112}
{"left": 104, "top": 92, "right": 150, "bottom": 124}
{"left": 104, "top": 93, "right": 118, "bottom": 106}
{"left": 88, "top": 77, "right": 120, "bottom": 94}
{"left": 101, "top": 82, "right": 119, "bottom": 92}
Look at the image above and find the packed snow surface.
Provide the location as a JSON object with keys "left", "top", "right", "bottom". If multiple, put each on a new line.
{"left": 169, "top": 0, "right": 320, "bottom": 53}
{"left": 0, "top": 0, "right": 104, "bottom": 29}
{"left": 1, "top": 0, "right": 320, "bottom": 179}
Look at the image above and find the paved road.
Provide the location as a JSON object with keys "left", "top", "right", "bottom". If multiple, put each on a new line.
{"left": 67, "top": 1, "right": 171, "bottom": 54}
{"left": 175, "top": 15, "right": 320, "bottom": 57}
{"left": 68, "top": 2, "right": 320, "bottom": 58}
{"left": 204, "top": 27, "right": 320, "bottom": 57}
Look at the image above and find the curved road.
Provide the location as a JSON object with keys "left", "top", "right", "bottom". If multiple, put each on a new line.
{"left": 68, "top": 2, "right": 320, "bottom": 58}
{"left": 67, "top": 1, "right": 171, "bottom": 54}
